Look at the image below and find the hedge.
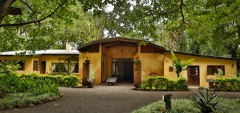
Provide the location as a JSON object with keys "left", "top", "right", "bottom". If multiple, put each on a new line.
{"left": 213, "top": 78, "right": 240, "bottom": 91}
{"left": 19, "top": 74, "right": 79, "bottom": 87}
{"left": 140, "top": 76, "right": 188, "bottom": 91}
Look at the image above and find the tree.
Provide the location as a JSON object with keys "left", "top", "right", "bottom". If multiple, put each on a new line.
{"left": 0, "top": 0, "right": 71, "bottom": 27}
{"left": 171, "top": 51, "right": 194, "bottom": 77}
{"left": 0, "top": 1, "right": 104, "bottom": 51}
{"left": 1, "top": 0, "right": 240, "bottom": 58}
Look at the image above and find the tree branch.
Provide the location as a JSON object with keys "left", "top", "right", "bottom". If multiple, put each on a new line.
{"left": 19, "top": 0, "right": 41, "bottom": 14}
{"left": 0, "top": 0, "right": 68, "bottom": 27}
{"left": 0, "top": 0, "right": 15, "bottom": 24}
{"left": 180, "top": 0, "right": 185, "bottom": 23}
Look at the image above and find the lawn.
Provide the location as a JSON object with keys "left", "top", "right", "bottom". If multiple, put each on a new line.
{"left": 132, "top": 98, "right": 240, "bottom": 113}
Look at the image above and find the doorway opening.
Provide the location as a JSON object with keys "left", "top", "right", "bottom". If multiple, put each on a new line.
{"left": 187, "top": 66, "right": 200, "bottom": 86}
{"left": 112, "top": 58, "right": 133, "bottom": 83}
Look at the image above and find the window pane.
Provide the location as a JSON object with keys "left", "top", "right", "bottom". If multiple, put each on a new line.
{"left": 207, "top": 65, "right": 225, "bottom": 75}
{"left": 33, "top": 61, "right": 38, "bottom": 71}
{"left": 207, "top": 66, "right": 213, "bottom": 75}
{"left": 53, "top": 63, "right": 67, "bottom": 73}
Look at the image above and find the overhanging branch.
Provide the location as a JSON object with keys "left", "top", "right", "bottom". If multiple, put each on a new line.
{"left": 20, "top": 0, "right": 41, "bottom": 14}
{"left": 0, "top": 0, "right": 68, "bottom": 27}
{"left": 180, "top": 0, "right": 185, "bottom": 23}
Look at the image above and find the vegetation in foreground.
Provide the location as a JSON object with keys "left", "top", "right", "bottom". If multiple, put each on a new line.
{"left": 132, "top": 98, "right": 240, "bottom": 113}
{"left": 0, "top": 61, "right": 79, "bottom": 110}
{"left": 0, "top": 93, "right": 61, "bottom": 109}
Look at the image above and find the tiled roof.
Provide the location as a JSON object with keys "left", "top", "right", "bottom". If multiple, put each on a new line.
{"left": 0, "top": 50, "right": 79, "bottom": 56}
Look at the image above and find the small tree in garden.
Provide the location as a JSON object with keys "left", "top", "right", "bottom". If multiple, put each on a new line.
{"left": 171, "top": 51, "right": 194, "bottom": 77}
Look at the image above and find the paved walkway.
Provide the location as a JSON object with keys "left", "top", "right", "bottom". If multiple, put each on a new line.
{"left": 2, "top": 84, "right": 240, "bottom": 113}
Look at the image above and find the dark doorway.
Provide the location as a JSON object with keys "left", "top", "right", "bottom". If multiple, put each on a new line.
{"left": 112, "top": 58, "right": 133, "bottom": 82}
{"left": 40, "top": 61, "right": 46, "bottom": 74}
{"left": 187, "top": 66, "right": 200, "bottom": 86}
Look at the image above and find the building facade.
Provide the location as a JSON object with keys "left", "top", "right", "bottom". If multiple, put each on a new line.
{"left": 78, "top": 37, "right": 239, "bottom": 87}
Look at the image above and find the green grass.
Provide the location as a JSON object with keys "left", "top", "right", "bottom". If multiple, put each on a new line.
{"left": 0, "top": 92, "right": 61, "bottom": 110}
{"left": 132, "top": 98, "right": 240, "bottom": 113}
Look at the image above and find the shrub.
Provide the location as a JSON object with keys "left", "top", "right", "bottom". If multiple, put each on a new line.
{"left": 154, "top": 76, "right": 168, "bottom": 90}
{"left": 0, "top": 73, "right": 60, "bottom": 96}
{"left": 19, "top": 74, "right": 79, "bottom": 87}
{"left": 133, "top": 98, "right": 240, "bottom": 113}
{"left": 0, "top": 74, "right": 21, "bottom": 93}
{"left": 192, "top": 88, "right": 219, "bottom": 113}
{"left": 146, "top": 76, "right": 156, "bottom": 90}
{"left": 140, "top": 76, "right": 188, "bottom": 91}
{"left": 213, "top": 78, "right": 240, "bottom": 91}
{"left": 176, "top": 77, "right": 188, "bottom": 90}
{"left": 0, "top": 92, "right": 60, "bottom": 110}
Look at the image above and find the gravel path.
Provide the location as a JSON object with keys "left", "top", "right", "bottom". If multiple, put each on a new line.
{"left": 2, "top": 84, "right": 240, "bottom": 113}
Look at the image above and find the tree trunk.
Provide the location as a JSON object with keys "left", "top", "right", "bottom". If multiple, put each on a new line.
{"left": 0, "top": 0, "right": 16, "bottom": 24}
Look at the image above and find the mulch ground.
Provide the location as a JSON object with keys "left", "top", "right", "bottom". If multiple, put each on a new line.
{"left": 1, "top": 84, "right": 240, "bottom": 113}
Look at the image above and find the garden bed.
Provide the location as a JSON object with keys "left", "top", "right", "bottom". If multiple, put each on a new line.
{"left": 0, "top": 92, "right": 61, "bottom": 110}
{"left": 132, "top": 98, "right": 240, "bottom": 113}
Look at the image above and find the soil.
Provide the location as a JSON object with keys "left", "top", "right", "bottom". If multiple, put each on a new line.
{"left": 1, "top": 84, "right": 240, "bottom": 113}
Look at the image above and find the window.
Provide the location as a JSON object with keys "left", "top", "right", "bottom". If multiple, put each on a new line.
{"left": 51, "top": 63, "right": 79, "bottom": 73}
{"left": 169, "top": 66, "right": 173, "bottom": 72}
{"left": 33, "top": 60, "right": 39, "bottom": 71}
{"left": 52, "top": 63, "right": 67, "bottom": 73}
{"left": 207, "top": 65, "right": 225, "bottom": 75}
{"left": 72, "top": 63, "right": 79, "bottom": 73}
{"left": 17, "top": 61, "right": 25, "bottom": 70}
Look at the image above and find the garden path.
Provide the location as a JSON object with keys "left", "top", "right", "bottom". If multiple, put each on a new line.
{"left": 1, "top": 84, "right": 240, "bottom": 113}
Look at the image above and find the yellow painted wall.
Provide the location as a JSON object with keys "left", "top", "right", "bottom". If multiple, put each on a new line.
{"left": 163, "top": 52, "right": 237, "bottom": 87}
{"left": 0, "top": 56, "right": 36, "bottom": 75}
{"left": 0, "top": 55, "right": 79, "bottom": 75}
{"left": 141, "top": 53, "right": 164, "bottom": 80}
{"left": 79, "top": 45, "right": 102, "bottom": 84}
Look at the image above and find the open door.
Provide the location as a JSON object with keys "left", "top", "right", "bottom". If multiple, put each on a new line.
{"left": 40, "top": 61, "right": 46, "bottom": 74}
{"left": 112, "top": 58, "right": 133, "bottom": 82}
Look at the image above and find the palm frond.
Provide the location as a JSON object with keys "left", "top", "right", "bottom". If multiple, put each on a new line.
{"left": 171, "top": 51, "right": 179, "bottom": 64}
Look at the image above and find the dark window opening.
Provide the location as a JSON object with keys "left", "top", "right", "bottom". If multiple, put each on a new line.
{"left": 40, "top": 61, "right": 46, "bottom": 74}
{"left": 17, "top": 61, "right": 25, "bottom": 70}
{"left": 33, "top": 60, "right": 39, "bottom": 71}
{"left": 207, "top": 65, "right": 225, "bottom": 75}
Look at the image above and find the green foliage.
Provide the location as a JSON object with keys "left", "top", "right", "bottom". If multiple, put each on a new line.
{"left": 192, "top": 88, "right": 219, "bottom": 113}
{"left": 0, "top": 60, "right": 20, "bottom": 75}
{"left": 154, "top": 76, "right": 168, "bottom": 90}
{"left": 133, "top": 98, "right": 240, "bottom": 113}
{"left": 213, "top": 78, "right": 240, "bottom": 91}
{"left": 146, "top": 76, "right": 156, "bottom": 90}
{"left": 171, "top": 51, "right": 194, "bottom": 77}
{"left": 140, "top": 76, "right": 188, "bottom": 91}
{"left": 0, "top": 93, "right": 60, "bottom": 110}
{"left": 19, "top": 74, "right": 79, "bottom": 87}
{"left": 176, "top": 77, "right": 188, "bottom": 90}
{"left": 0, "top": 73, "right": 60, "bottom": 96}
{"left": 216, "top": 68, "right": 224, "bottom": 78}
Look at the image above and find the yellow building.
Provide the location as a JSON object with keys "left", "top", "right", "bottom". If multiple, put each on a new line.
{"left": 0, "top": 43, "right": 79, "bottom": 75}
{"left": 78, "top": 37, "right": 239, "bottom": 87}
{"left": 1, "top": 38, "right": 238, "bottom": 88}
